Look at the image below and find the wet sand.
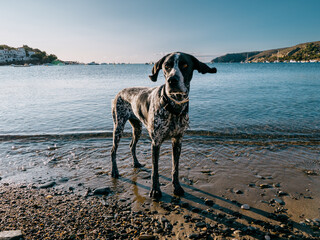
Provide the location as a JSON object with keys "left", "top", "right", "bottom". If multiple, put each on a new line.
{"left": 0, "top": 136, "right": 320, "bottom": 239}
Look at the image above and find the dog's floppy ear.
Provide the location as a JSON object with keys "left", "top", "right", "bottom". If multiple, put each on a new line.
{"left": 149, "top": 54, "right": 169, "bottom": 82}
{"left": 191, "top": 55, "right": 217, "bottom": 74}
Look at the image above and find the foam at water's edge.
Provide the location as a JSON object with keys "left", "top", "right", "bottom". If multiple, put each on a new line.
{"left": 1, "top": 130, "right": 319, "bottom": 144}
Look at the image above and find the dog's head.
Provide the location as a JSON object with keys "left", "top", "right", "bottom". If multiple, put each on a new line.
{"left": 149, "top": 52, "right": 217, "bottom": 104}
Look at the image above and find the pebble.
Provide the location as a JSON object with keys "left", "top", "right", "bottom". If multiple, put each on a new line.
{"left": 241, "top": 204, "right": 250, "bottom": 210}
{"left": 259, "top": 184, "right": 271, "bottom": 189}
{"left": 255, "top": 174, "right": 265, "bottom": 179}
{"left": 277, "top": 190, "right": 288, "bottom": 196}
{"left": 0, "top": 230, "right": 23, "bottom": 240}
{"left": 139, "top": 173, "right": 151, "bottom": 179}
{"left": 160, "top": 216, "right": 168, "bottom": 225}
{"left": 59, "top": 177, "right": 69, "bottom": 182}
{"left": 182, "top": 177, "right": 193, "bottom": 185}
{"left": 265, "top": 235, "right": 271, "bottom": 240}
{"left": 274, "top": 198, "right": 285, "bottom": 205}
{"left": 195, "top": 222, "right": 206, "bottom": 228}
{"left": 204, "top": 199, "right": 214, "bottom": 206}
{"left": 138, "top": 235, "right": 156, "bottom": 240}
{"left": 234, "top": 189, "right": 243, "bottom": 194}
{"left": 188, "top": 233, "right": 199, "bottom": 239}
{"left": 39, "top": 181, "right": 56, "bottom": 189}
{"left": 93, "top": 187, "right": 111, "bottom": 196}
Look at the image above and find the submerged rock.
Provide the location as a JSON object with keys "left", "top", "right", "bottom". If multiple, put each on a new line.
{"left": 93, "top": 187, "right": 111, "bottom": 196}
{"left": 39, "top": 181, "right": 56, "bottom": 189}
{"left": 59, "top": 177, "right": 69, "bottom": 182}
{"left": 182, "top": 177, "right": 193, "bottom": 185}
{"left": 273, "top": 198, "right": 285, "bottom": 205}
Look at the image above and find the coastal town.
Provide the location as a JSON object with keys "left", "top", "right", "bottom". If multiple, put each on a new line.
{"left": 0, "top": 47, "right": 35, "bottom": 64}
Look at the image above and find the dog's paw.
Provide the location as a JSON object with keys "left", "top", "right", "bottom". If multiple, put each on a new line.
{"left": 111, "top": 169, "right": 120, "bottom": 178}
{"left": 149, "top": 188, "right": 162, "bottom": 199}
{"left": 173, "top": 186, "right": 185, "bottom": 196}
{"left": 133, "top": 162, "right": 145, "bottom": 168}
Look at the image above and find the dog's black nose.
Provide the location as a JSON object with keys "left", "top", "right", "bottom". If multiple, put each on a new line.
{"left": 168, "top": 76, "right": 179, "bottom": 85}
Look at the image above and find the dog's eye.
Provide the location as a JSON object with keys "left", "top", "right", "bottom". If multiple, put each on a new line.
{"left": 183, "top": 64, "right": 188, "bottom": 68}
{"left": 164, "top": 64, "right": 171, "bottom": 70}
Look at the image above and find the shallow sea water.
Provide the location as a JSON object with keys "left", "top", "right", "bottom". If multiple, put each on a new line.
{"left": 0, "top": 64, "right": 319, "bottom": 224}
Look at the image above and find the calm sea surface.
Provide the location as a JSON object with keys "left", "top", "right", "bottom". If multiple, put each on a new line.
{"left": 1, "top": 63, "right": 319, "bottom": 186}
{"left": 0, "top": 63, "right": 319, "bottom": 138}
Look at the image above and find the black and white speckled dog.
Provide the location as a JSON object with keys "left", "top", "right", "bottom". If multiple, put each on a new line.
{"left": 111, "top": 52, "right": 217, "bottom": 198}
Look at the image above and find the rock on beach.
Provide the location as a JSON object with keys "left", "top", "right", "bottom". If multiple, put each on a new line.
{"left": 0, "top": 230, "right": 23, "bottom": 240}
{"left": 93, "top": 187, "right": 111, "bottom": 195}
{"left": 39, "top": 181, "right": 56, "bottom": 189}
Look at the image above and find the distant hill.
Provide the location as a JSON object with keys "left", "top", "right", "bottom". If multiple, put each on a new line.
{"left": 211, "top": 41, "right": 320, "bottom": 63}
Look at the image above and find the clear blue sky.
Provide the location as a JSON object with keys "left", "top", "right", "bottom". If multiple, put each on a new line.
{"left": 1, "top": 0, "right": 320, "bottom": 63}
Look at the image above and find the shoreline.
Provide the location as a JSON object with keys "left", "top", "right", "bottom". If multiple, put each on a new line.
{"left": 0, "top": 136, "right": 320, "bottom": 239}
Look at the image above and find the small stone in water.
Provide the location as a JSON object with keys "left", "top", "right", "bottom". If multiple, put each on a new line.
{"left": 278, "top": 191, "right": 288, "bottom": 196}
{"left": 182, "top": 177, "right": 193, "bottom": 185}
{"left": 274, "top": 198, "right": 285, "bottom": 205}
{"left": 259, "top": 184, "right": 271, "bottom": 189}
{"left": 241, "top": 204, "right": 250, "bottom": 210}
{"left": 59, "top": 177, "right": 69, "bottom": 182}
{"left": 93, "top": 187, "right": 111, "bottom": 196}
{"left": 39, "top": 181, "right": 56, "bottom": 189}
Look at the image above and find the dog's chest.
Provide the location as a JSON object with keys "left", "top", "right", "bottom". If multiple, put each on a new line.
{"left": 151, "top": 108, "right": 189, "bottom": 141}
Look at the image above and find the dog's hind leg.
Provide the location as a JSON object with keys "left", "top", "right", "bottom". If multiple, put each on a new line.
{"left": 111, "top": 105, "right": 127, "bottom": 178}
{"left": 129, "top": 118, "right": 144, "bottom": 168}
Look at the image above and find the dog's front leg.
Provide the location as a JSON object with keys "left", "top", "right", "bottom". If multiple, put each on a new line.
{"left": 149, "top": 144, "right": 162, "bottom": 199}
{"left": 172, "top": 137, "right": 185, "bottom": 196}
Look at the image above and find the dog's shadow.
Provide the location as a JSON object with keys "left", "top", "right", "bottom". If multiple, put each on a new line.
{"left": 115, "top": 167, "right": 318, "bottom": 239}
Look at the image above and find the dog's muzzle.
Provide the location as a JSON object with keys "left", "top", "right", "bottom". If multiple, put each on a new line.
{"left": 167, "top": 92, "right": 189, "bottom": 105}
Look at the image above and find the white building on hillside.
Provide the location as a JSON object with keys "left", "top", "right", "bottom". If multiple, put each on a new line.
{"left": 0, "top": 47, "right": 35, "bottom": 63}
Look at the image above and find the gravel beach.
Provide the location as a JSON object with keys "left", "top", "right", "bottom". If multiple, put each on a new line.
{"left": 0, "top": 180, "right": 319, "bottom": 240}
